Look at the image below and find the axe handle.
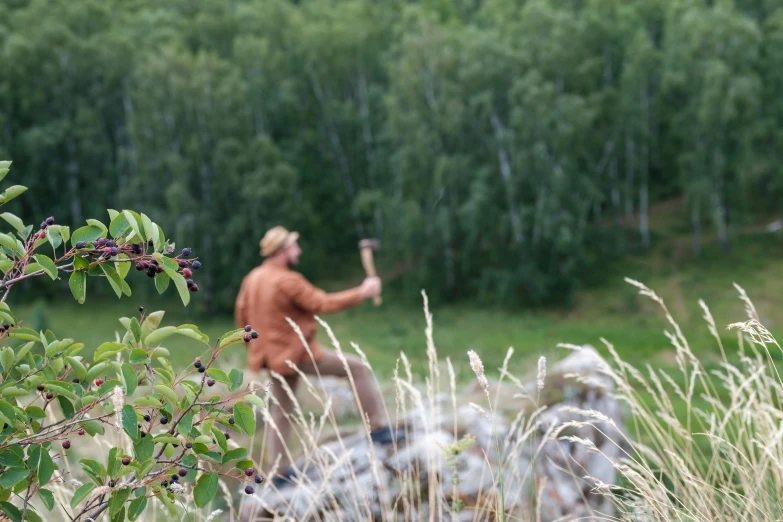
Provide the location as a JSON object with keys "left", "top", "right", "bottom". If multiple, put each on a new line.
{"left": 360, "top": 247, "right": 382, "bottom": 306}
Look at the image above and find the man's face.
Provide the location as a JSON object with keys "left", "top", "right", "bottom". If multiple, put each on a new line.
{"left": 283, "top": 240, "right": 302, "bottom": 266}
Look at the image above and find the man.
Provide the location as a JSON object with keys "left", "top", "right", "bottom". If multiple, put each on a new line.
{"left": 234, "top": 226, "right": 404, "bottom": 488}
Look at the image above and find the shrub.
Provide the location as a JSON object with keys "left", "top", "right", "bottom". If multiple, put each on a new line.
{"left": 0, "top": 162, "right": 265, "bottom": 522}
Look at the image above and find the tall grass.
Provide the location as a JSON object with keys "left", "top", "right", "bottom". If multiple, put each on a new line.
{"left": 38, "top": 281, "right": 783, "bottom": 521}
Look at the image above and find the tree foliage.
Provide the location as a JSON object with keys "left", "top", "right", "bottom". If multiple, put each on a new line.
{"left": 0, "top": 0, "right": 777, "bottom": 308}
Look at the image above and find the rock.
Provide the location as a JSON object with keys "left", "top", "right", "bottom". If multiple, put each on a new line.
{"left": 240, "top": 346, "right": 624, "bottom": 522}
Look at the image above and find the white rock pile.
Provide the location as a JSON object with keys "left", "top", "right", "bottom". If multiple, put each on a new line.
{"left": 239, "top": 346, "right": 625, "bottom": 521}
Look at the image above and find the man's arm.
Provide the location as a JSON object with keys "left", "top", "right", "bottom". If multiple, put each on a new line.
{"left": 281, "top": 274, "right": 366, "bottom": 314}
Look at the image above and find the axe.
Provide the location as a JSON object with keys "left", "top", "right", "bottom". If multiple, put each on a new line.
{"left": 358, "top": 239, "right": 382, "bottom": 306}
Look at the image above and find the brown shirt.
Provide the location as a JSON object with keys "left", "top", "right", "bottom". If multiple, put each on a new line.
{"left": 234, "top": 261, "right": 365, "bottom": 375}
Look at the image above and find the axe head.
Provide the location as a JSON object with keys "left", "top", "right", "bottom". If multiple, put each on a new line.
{"left": 358, "top": 238, "right": 381, "bottom": 251}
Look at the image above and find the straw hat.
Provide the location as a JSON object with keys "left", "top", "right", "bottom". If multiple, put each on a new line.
{"left": 260, "top": 226, "right": 299, "bottom": 257}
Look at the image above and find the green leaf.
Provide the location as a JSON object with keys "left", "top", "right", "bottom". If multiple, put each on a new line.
{"left": 229, "top": 369, "right": 244, "bottom": 393}
{"left": 80, "top": 420, "right": 105, "bottom": 436}
{"left": 0, "top": 347, "right": 12, "bottom": 375}
{"left": 37, "top": 489, "right": 54, "bottom": 511}
{"left": 232, "top": 403, "right": 255, "bottom": 436}
{"left": 141, "top": 214, "right": 158, "bottom": 250}
{"left": 111, "top": 505, "right": 125, "bottom": 522}
{"left": 244, "top": 394, "right": 266, "bottom": 409}
{"left": 85, "top": 362, "right": 111, "bottom": 382}
{"left": 109, "top": 488, "right": 130, "bottom": 518}
{"left": 153, "top": 385, "right": 178, "bottom": 404}
{"left": 65, "top": 357, "right": 87, "bottom": 381}
{"left": 69, "top": 270, "right": 87, "bottom": 304}
{"left": 1, "top": 213, "right": 24, "bottom": 234}
{"left": 179, "top": 411, "right": 194, "bottom": 435}
{"left": 176, "top": 325, "right": 208, "bottom": 343}
{"left": 0, "top": 387, "right": 26, "bottom": 398}
{"left": 122, "top": 405, "right": 138, "bottom": 440}
{"left": 154, "top": 271, "right": 170, "bottom": 294}
{"left": 152, "top": 434, "right": 180, "bottom": 445}
{"left": 144, "top": 326, "right": 176, "bottom": 346}
{"left": 95, "top": 342, "right": 126, "bottom": 362}
{"left": 0, "top": 501, "right": 22, "bottom": 522}
{"left": 133, "top": 434, "right": 153, "bottom": 463}
{"left": 140, "top": 311, "right": 165, "bottom": 340}
{"left": 9, "top": 328, "right": 40, "bottom": 343}
{"left": 59, "top": 226, "right": 70, "bottom": 244}
{"left": 107, "top": 209, "right": 119, "bottom": 221}
{"left": 38, "top": 448, "right": 54, "bottom": 486}
{"left": 0, "top": 400, "right": 18, "bottom": 426}
{"left": 222, "top": 447, "right": 248, "bottom": 464}
{"left": 57, "top": 396, "right": 75, "bottom": 419}
{"left": 121, "top": 364, "right": 137, "bottom": 396}
{"left": 45, "top": 226, "right": 63, "bottom": 250}
{"left": 0, "top": 233, "right": 17, "bottom": 255}
{"left": 168, "top": 271, "right": 190, "bottom": 307}
{"left": 70, "top": 483, "right": 96, "bottom": 508}
{"left": 107, "top": 447, "right": 121, "bottom": 476}
{"left": 71, "top": 225, "right": 105, "bottom": 247}
{"left": 86, "top": 219, "right": 107, "bottom": 233}
{"left": 193, "top": 472, "right": 218, "bottom": 508}
{"left": 109, "top": 213, "right": 131, "bottom": 238}
{"left": 129, "top": 318, "right": 142, "bottom": 345}
{"left": 100, "top": 264, "right": 123, "bottom": 299}
{"left": 44, "top": 383, "right": 77, "bottom": 401}
{"left": 122, "top": 211, "right": 145, "bottom": 241}
{"left": 127, "top": 496, "right": 146, "bottom": 521}
{"left": 116, "top": 254, "right": 131, "bottom": 280}
{"left": 0, "top": 468, "right": 29, "bottom": 488}
{"left": 212, "top": 428, "right": 228, "bottom": 454}
{"left": 220, "top": 329, "right": 248, "bottom": 351}
{"left": 129, "top": 349, "right": 148, "bottom": 365}
{"left": 0, "top": 185, "right": 27, "bottom": 206}
{"left": 32, "top": 255, "right": 57, "bottom": 280}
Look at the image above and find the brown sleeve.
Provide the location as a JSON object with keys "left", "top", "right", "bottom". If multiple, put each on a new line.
{"left": 280, "top": 273, "right": 364, "bottom": 314}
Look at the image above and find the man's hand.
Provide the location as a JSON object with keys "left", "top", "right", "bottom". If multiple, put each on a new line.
{"left": 360, "top": 276, "right": 382, "bottom": 299}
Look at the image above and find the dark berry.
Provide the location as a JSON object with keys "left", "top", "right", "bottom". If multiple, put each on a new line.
{"left": 224, "top": 432, "right": 231, "bottom": 440}
{"left": 75, "top": 241, "right": 86, "bottom": 249}
{"left": 146, "top": 268, "right": 156, "bottom": 278}
{"left": 161, "top": 480, "right": 168, "bottom": 487}
{"left": 36, "top": 385, "right": 44, "bottom": 391}
{"left": 245, "top": 486, "right": 254, "bottom": 495}
{"left": 194, "top": 361, "right": 202, "bottom": 369}
{"left": 155, "top": 265, "right": 164, "bottom": 273}
{"left": 192, "top": 261, "right": 201, "bottom": 270}
{"left": 122, "top": 457, "right": 130, "bottom": 466}
{"left": 149, "top": 259, "right": 157, "bottom": 266}
{"left": 144, "top": 415, "right": 151, "bottom": 422}
{"left": 186, "top": 279, "right": 194, "bottom": 288}
{"left": 110, "top": 247, "right": 119, "bottom": 256}
{"left": 72, "top": 378, "right": 80, "bottom": 384}
{"left": 160, "top": 416, "right": 169, "bottom": 425}
{"left": 97, "top": 238, "right": 106, "bottom": 247}
{"left": 46, "top": 392, "right": 54, "bottom": 400}
{"left": 140, "top": 431, "right": 146, "bottom": 438}
{"left": 207, "top": 379, "right": 215, "bottom": 387}
{"left": 190, "top": 284, "right": 199, "bottom": 292}
{"left": 178, "top": 260, "right": 188, "bottom": 268}
{"left": 251, "top": 331, "right": 258, "bottom": 339}
{"left": 40, "top": 222, "right": 47, "bottom": 230}
{"left": 106, "top": 240, "right": 116, "bottom": 248}
{"left": 181, "top": 248, "right": 191, "bottom": 257}
{"left": 244, "top": 325, "right": 252, "bottom": 332}
{"left": 62, "top": 440, "right": 71, "bottom": 449}
{"left": 182, "top": 267, "right": 192, "bottom": 278}
{"left": 170, "top": 474, "right": 179, "bottom": 482}
{"left": 109, "top": 480, "right": 116, "bottom": 488}
{"left": 46, "top": 216, "right": 54, "bottom": 226}
{"left": 178, "top": 468, "right": 187, "bottom": 477}
{"left": 135, "top": 262, "right": 144, "bottom": 271}
{"left": 244, "top": 333, "right": 252, "bottom": 343}
{"left": 198, "top": 366, "right": 206, "bottom": 373}
{"left": 78, "top": 429, "right": 85, "bottom": 436}
{"left": 186, "top": 442, "right": 193, "bottom": 449}
{"left": 229, "top": 416, "right": 235, "bottom": 425}
{"left": 139, "top": 306, "right": 144, "bottom": 312}
{"left": 245, "top": 468, "right": 255, "bottom": 477}
{"left": 2, "top": 423, "right": 6, "bottom": 430}
{"left": 255, "top": 475, "right": 263, "bottom": 484}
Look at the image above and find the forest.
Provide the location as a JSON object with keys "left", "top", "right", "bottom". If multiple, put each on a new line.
{"left": 2, "top": 0, "right": 780, "bottom": 313}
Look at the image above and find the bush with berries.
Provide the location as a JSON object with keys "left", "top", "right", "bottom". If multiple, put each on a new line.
{"left": 0, "top": 162, "right": 265, "bottom": 521}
